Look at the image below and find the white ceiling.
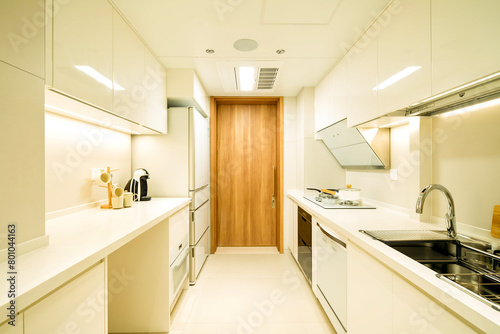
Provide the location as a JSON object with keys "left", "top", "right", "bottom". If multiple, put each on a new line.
{"left": 111, "top": 0, "right": 393, "bottom": 97}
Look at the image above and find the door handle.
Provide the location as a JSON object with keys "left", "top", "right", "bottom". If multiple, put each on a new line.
{"left": 272, "top": 166, "right": 276, "bottom": 208}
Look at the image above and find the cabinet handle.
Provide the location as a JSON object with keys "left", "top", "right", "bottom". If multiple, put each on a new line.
{"left": 317, "top": 222, "right": 346, "bottom": 248}
{"left": 178, "top": 243, "right": 183, "bottom": 250}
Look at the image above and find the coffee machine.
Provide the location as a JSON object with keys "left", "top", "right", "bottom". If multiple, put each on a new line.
{"left": 125, "top": 168, "right": 151, "bottom": 201}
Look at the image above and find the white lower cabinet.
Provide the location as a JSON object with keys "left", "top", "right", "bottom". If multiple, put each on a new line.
{"left": 169, "top": 206, "right": 190, "bottom": 265}
{"left": 0, "top": 313, "right": 23, "bottom": 334}
{"left": 24, "top": 262, "right": 106, "bottom": 334}
{"left": 314, "top": 220, "right": 348, "bottom": 334}
{"left": 392, "top": 275, "right": 477, "bottom": 333}
{"left": 290, "top": 201, "right": 298, "bottom": 261}
{"left": 346, "top": 243, "right": 478, "bottom": 333}
{"left": 170, "top": 245, "right": 189, "bottom": 310}
{"left": 347, "top": 243, "right": 393, "bottom": 333}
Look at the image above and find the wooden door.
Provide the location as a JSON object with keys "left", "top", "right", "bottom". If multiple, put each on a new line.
{"left": 217, "top": 104, "right": 277, "bottom": 246}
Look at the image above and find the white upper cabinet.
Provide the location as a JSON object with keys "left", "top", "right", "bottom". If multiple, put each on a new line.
{"left": 431, "top": 0, "right": 500, "bottom": 95}
{"left": 167, "top": 69, "right": 209, "bottom": 117}
{"left": 328, "top": 57, "right": 348, "bottom": 126}
{"left": 52, "top": 0, "right": 113, "bottom": 111}
{"left": 0, "top": 0, "right": 45, "bottom": 78}
{"left": 113, "top": 11, "right": 146, "bottom": 125}
{"left": 346, "top": 24, "right": 378, "bottom": 128}
{"left": 314, "top": 72, "right": 330, "bottom": 132}
{"left": 377, "top": 0, "right": 431, "bottom": 115}
{"left": 144, "top": 50, "right": 167, "bottom": 134}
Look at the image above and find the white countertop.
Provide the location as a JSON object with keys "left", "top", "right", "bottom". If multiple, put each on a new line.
{"left": 0, "top": 197, "right": 190, "bottom": 321}
{"left": 288, "top": 190, "right": 500, "bottom": 333}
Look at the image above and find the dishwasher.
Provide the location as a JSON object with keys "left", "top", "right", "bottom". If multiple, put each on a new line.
{"left": 316, "top": 222, "right": 347, "bottom": 334}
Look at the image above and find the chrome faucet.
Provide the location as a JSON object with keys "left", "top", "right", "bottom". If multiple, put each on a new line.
{"left": 416, "top": 184, "right": 457, "bottom": 238}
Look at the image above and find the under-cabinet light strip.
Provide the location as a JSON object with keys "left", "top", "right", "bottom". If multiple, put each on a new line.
{"left": 45, "top": 104, "right": 141, "bottom": 134}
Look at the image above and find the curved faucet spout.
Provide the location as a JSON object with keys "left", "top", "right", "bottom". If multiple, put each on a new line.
{"left": 415, "top": 184, "right": 457, "bottom": 238}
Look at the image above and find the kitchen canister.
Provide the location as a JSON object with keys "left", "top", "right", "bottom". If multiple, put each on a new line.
{"left": 112, "top": 196, "right": 123, "bottom": 209}
{"left": 123, "top": 192, "right": 133, "bottom": 208}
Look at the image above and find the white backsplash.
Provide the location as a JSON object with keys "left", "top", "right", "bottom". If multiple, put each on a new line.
{"left": 45, "top": 112, "right": 131, "bottom": 214}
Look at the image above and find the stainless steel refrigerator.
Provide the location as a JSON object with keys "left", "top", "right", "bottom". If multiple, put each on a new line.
{"left": 131, "top": 106, "right": 210, "bottom": 285}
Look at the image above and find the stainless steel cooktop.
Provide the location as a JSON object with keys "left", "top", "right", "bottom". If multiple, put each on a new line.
{"left": 303, "top": 195, "right": 375, "bottom": 209}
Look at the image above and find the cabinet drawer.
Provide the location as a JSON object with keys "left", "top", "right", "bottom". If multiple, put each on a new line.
{"left": 193, "top": 200, "right": 209, "bottom": 244}
{"left": 169, "top": 206, "right": 189, "bottom": 265}
{"left": 190, "top": 186, "right": 209, "bottom": 210}
{"left": 194, "top": 227, "right": 210, "bottom": 279}
{"left": 169, "top": 245, "right": 189, "bottom": 309}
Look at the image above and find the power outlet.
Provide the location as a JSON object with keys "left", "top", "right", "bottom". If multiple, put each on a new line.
{"left": 91, "top": 168, "right": 102, "bottom": 181}
{"left": 390, "top": 169, "right": 398, "bottom": 181}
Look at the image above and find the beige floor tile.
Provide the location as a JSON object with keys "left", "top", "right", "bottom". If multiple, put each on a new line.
{"left": 171, "top": 253, "right": 335, "bottom": 334}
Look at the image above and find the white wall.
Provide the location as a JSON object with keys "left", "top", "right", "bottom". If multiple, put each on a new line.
{"left": 296, "top": 87, "right": 345, "bottom": 193}
{"left": 45, "top": 113, "right": 132, "bottom": 214}
{"left": 431, "top": 103, "right": 500, "bottom": 236}
{"left": 283, "top": 97, "right": 297, "bottom": 251}
{"left": 346, "top": 123, "right": 411, "bottom": 211}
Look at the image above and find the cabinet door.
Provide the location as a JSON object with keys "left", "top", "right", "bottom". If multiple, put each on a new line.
{"left": 432, "top": 0, "right": 500, "bottom": 95}
{"left": 290, "top": 201, "right": 298, "bottom": 261}
{"left": 169, "top": 206, "right": 189, "bottom": 266}
{"left": 347, "top": 243, "right": 392, "bottom": 334}
{"left": 24, "top": 262, "right": 106, "bottom": 334}
{"left": 0, "top": 313, "right": 23, "bottom": 334}
{"left": 315, "top": 73, "right": 330, "bottom": 132}
{"left": 328, "top": 57, "right": 348, "bottom": 126}
{"left": 0, "top": 0, "right": 44, "bottom": 78}
{"left": 144, "top": 50, "right": 167, "bottom": 133}
{"left": 377, "top": 0, "right": 431, "bottom": 114}
{"left": 0, "top": 62, "right": 45, "bottom": 247}
{"left": 393, "top": 275, "right": 477, "bottom": 333}
{"left": 346, "top": 24, "right": 378, "bottom": 128}
{"left": 113, "top": 11, "right": 145, "bottom": 125}
{"left": 52, "top": 0, "right": 113, "bottom": 111}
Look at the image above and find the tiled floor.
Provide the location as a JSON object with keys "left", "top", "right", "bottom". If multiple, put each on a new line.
{"left": 170, "top": 251, "right": 336, "bottom": 334}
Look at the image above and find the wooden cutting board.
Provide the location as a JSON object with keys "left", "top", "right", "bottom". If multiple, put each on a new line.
{"left": 491, "top": 205, "right": 500, "bottom": 238}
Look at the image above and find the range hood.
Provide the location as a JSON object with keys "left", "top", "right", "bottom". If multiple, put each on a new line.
{"left": 406, "top": 72, "right": 500, "bottom": 117}
{"left": 316, "top": 119, "right": 390, "bottom": 169}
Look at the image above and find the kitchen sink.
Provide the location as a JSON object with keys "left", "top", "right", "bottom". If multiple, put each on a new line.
{"left": 361, "top": 230, "right": 500, "bottom": 310}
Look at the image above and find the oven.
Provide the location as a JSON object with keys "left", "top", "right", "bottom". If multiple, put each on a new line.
{"left": 297, "top": 206, "right": 312, "bottom": 284}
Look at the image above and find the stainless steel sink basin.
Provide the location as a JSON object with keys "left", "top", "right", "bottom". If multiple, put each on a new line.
{"left": 361, "top": 229, "right": 500, "bottom": 310}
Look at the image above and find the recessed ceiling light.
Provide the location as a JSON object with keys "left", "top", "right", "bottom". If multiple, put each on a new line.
{"left": 205, "top": 49, "right": 215, "bottom": 54}
{"left": 276, "top": 49, "right": 285, "bottom": 54}
{"left": 233, "top": 39, "right": 258, "bottom": 52}
{"left": 238, "top": 67, "right": 256, "bottom": 91}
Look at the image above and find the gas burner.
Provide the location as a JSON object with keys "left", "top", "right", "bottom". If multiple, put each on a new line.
{"left": 338, "top": 200, "right": 359, "bottom": 206}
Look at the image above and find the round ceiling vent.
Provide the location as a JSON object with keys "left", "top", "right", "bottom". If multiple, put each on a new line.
{"left": 233, "top": 39, "right": 258, "bottom": 52}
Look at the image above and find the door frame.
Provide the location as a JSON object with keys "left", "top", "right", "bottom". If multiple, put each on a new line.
{"left": 210, "top": 96, "right": 284, "bottom": 254}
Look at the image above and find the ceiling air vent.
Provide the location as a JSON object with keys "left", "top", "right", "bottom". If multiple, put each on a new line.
{"left": 257, "top": 68, "right": 279, "bottom": 90}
